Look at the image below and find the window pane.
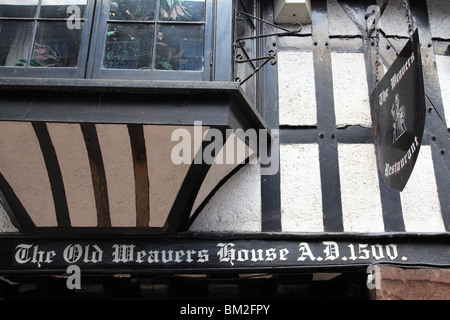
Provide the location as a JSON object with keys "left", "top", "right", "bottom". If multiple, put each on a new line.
{"left": 0, "top": 0, "right": 38, "bottom": 18}
{"left": 103, "top": 23, "right": 154, "bottom": 69}
{"left": 156, "top": 25, "right": 203, "bottom": 71}
{"left": 159, "top": 0, "right": 204, "bottom": 21}
{"left": 40, "top": 0, "right": 87, "bottom": 19}
{"left": 32, "top": 21, "right": 83, "bottom": 67}
{"left": 109, "top": 0, "right": 155, "bottom": 21}
{"left": 0, "top": 21, "right": 33, "bottom": 66}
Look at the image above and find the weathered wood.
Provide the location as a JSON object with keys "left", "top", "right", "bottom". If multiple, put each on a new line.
{"left": 1, "top": 235, "right": 449, "bottom": 274}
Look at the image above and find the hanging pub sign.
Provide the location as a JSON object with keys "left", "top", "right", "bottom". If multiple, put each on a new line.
{"left": 371, "top": 29, "right": 426, "bottom": 192}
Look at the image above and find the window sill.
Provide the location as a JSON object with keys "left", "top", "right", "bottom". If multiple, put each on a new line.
{"left": 0, "top": 77, "right": 267, "bottom": 132}
{"left": 0, "top": 77, "right": 240, "bottom": 94}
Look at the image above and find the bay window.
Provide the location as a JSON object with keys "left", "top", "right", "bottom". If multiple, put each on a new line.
{"left": 0, "top": 0, "right": 213, "bottom": 80}
{"left": 0, "top": 0, "right": 269, "bottom": 105}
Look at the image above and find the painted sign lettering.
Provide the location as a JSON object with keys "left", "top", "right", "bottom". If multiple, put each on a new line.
{"left": 1, "top": 237, "right": 448, "bottom": 272}
{"left": 13, "top": 241, "right": 404, "bottom": 268}
{"left": 371, "top": 29, "right": 426, "bottom": 191}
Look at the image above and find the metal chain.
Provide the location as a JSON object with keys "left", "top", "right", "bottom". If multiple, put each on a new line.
{"left": 366, "top": 6, "right": 382, "bottom": 85}
{"left": 374, "top": 0, "right": 413, "bottom": 85}
{"left": 402, "top": 0, "right": 414, "bottom": 37}
{"left": 375, "top": 27, "right": 381, "bottom": 85}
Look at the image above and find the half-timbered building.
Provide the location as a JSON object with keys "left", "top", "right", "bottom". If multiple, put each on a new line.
{"left": 0, "top": 0, "right": 449, "bottom": 300}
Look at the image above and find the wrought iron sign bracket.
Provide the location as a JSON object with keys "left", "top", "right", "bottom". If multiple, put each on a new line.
{"left": 234, "top": 10, "right": 302, "bottom": 85}
{"left": 234, "top": 10, "right": 303, "bottom": 44}
{"left": 235, "top": 49, "right": 277, "bottom": 84}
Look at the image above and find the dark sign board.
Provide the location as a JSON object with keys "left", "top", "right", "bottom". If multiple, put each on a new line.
{"left": 371, "top": 29, "right": 426, "bottom": 191}
{"left": 0, "top": 236, "right": 449, "bottom": 273}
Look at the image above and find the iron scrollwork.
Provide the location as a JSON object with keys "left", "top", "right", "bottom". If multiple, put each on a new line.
{"left": 234, "top": 49, "right": 277, "bottom": 84}
{"left": 234, "top": 11, "right": 302, "bottom": 85}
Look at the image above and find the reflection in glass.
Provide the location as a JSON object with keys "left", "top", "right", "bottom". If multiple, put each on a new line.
{"left": 156, "top": 25, "right": 203, "bottom": 71}
{"left": 0, "top": 21, "right": 33, "bottom": 66}
{"left": 40, "top": 0, "right": 87, "bottom": 18}
{"left": 159, "top": 0, "right": 204, "bottom": 21}
{"left": 0, "top": 0, "right": 38, "bottom": 18}
{"left": 109, "top": 0, "right": 155, "bottom": 21}
{"left": 32, "top": 21, "right": 83, "bottom": 67}
{"left": 103, "top": 23, "right": 154, "bottom": 69}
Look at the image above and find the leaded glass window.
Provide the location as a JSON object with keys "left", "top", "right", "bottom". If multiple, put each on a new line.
{"left": 94, "top": 0, "right": 210, "bottom": 80}
{"left": 0, "top": 0, "right": 91, "bottom": 76}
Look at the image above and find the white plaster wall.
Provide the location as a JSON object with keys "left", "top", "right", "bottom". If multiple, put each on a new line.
{"left": 97, "top": 124, "right": 136, "bottom": 227}
{"left": 435, "top": 55, "right": 450, "bottom": 128}
{"left": 427, "top": 0, "right": 450, "bottom": 39}
{"left": 278, "top": 51, "right": 317, "bottom": 126}
{"left": 47, "top": 123, "right": 97, "bottom": 227}
{"left": 377, "top": 0, "right": 410, "bottom": 37}
{"left": 145, "top": 125, "right": 195, "bottom": 228}
{"left": 191, "top": 133, "right": 253, "bottom": 218}
{"left": 281, "top": 144, "right": 323, "bottom": 232}
{"left": 327, "top": 0, "right": 361, "bottom": 36}
{"left": 189, "top": 161, "right": 261, "bottom": 232}
{"left": 332, "top": 52, "right": 372, "bottom": 128}
{"left": 0, "top": 122, "right": 57, "bottom": 227}
{"left": 338, "top": 144, "right": 385, "bottom": 233}
{"left": 400, "top": 145, "right": 445, "bottom": 232}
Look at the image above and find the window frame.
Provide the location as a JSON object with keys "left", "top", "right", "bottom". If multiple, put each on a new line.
{"left": 0, "top": 0, "right": 96, "bottom": 78}
{"left": 87, "top": 0, "right": 213, "bottom": 81}
{"left": 0, "top": 0, "right": 268, "bottom": 100}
